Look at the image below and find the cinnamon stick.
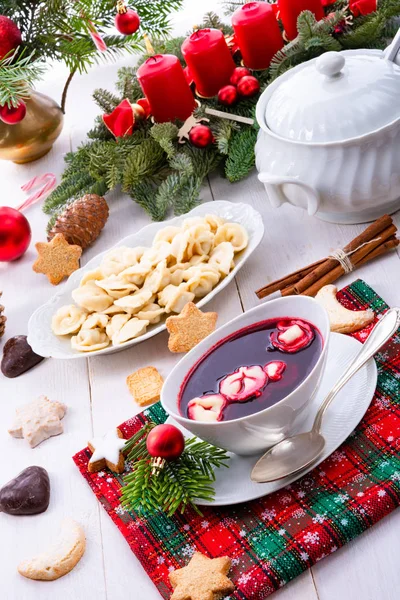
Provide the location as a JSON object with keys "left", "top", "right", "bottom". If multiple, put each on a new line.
{"left": 255, "top": 258, "right": 325, "bottom": 298}
{"left": 301, "top": 233, "right": 399, "bottom": 297}
{"left": 279, "top": 237, "right": 399, "bottom": 298}
{"left": 294, "top": 214, "right": 393, "bottom": 295}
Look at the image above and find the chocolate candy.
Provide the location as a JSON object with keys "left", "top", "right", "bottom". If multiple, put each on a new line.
{"left": 1, "top": 335, "right": 44, "bottom": 378}
{"left": 0, "top": 466, "right": 50, "bottom": 515}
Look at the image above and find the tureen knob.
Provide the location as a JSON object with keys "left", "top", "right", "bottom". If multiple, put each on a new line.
{"left": 316, "top": 52, "right": 345, "bottom": 78}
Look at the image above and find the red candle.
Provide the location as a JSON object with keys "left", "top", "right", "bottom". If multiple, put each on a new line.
{"left": 232, "top": 2, "right": 283, "bottom": 70}
{"left": 278, "top": 0, "right": 324, "bottom": 40}
{"left": 181, "top": 29, "right": 235, "bottom": 98}
{"left": 137, "top": 54, "right": 195, "bottom": 123}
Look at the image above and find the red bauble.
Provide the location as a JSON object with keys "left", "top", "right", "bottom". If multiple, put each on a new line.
{"left": 189, "top": 124, "right": 214, "bottom": 148}
{"left": 0, "top": 100, "right": 26, "bottom": 125}
{"left": 230, "top": 66, "right": 251, "bottom": 86}
{"left": 218, "top": 85, "right": 238, "bottom": 107}
{"left": 0, "top": 15, "right": 22, "bottom": 60}
{"left": 237, "top": 75, "right": 260, "bottom": 98}
{"left": 115, "top": 6, "right": 140, "bottom": 35}
{"left": 0, "top": 207, "right": 31, "bottom": 262}
{"left": 146, "top": 424, "right": 185, "bottom": 461}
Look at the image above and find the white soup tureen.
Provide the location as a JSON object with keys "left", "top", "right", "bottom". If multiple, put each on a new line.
{"left": 255, "top": 30, "right": 400, "bottom": 224}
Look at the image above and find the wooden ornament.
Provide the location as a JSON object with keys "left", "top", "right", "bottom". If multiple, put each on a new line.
{"left": 47, "top": 194, "right": 109, "bottom": 250}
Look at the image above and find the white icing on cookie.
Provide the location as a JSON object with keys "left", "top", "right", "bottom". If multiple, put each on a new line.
{"left": 88, "top": 428, "right": 126, "bottom": 466}
{"left": 8, "top": 396, "right": 67, "bottom": 448}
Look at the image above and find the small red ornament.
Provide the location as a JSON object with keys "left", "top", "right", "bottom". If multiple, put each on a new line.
{"left": 0, "top": 15, "right": 22, "bottom": 60}
{"left": 218, "top": 84, "right": 238, "bottom": 107}
{"left": 146, "top": 424, "right": 185, "bottom": 461}
{"left": 230, "top": 66, "right": 251, "bottom": 86}
{"left": 0, "top": 100, "right": 26, "bottom": 125}
{"left": 0, "top": 206, "right": 31, "bottom": 262}
{"left": 237, "top": 75, "right": 260, "bottom": 98}
{"left": 115, "top": 1, "right": 140, "bottom": 35}
{"left": 189, "top": 124, "right": 214, "bottom": 148}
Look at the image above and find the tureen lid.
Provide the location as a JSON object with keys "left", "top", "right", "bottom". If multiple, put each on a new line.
{"left": 265, "top": 51, "right": 400, "bottom": 143}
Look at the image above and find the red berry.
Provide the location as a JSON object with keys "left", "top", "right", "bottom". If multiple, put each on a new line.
{"left": 0, "top": 100, "right": 26, "bottom": 125}
{"left": 0, "top": 15, "right": 22, "bottom": 60}
{"left": 230, "top": 66, "right": 251, "bottom": 86}
{"left": 218, "top": 85, "right": 238, "bottom": 107}
{"left": 146, "top": 424, "right": 185, "bottom": 461}
{"left": 237, "top": 75, "right": 260, "bottom": 98}
{"left": 189, "top": 124, "right": 214, "bottom": 148}
{"left": 0, "top": 206, "right": 31, "bottom": 262}
{"left": 115, "top": 8, "right": 140, "bottom": 35}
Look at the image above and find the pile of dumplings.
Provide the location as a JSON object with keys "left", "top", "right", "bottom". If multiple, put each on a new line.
{"left": 51, "top": 214, "right": 249, "bottom": 352}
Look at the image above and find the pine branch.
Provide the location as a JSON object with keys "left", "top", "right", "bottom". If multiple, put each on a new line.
{"left": 121, "top": 428, "right": 230, "bottom": 516}
{"left": 150, "top": 122, "right": 179, "bottom": 158}
{"left": 225, "top": 128, "right": 257, "bottom": 183}
{"left": 122, "top": 138, "right": 166, "bottom": 191}
{"left": 92, "top": 89, "right": 121, "bottom": 114}
{"left": 0, "top": 50, "right": 45, "bottom": 107}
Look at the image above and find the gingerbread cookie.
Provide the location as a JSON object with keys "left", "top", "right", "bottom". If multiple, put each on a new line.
{"left": 126, "top": 366, "right": 164, "bottom": 407}
{"left": 88, "top": 427, "right": 126, "bottom": 474}
{"left": 33, "top": 233, "right": 82, "bottom": 285}
{"left": 18, "top": 518, "right": 85, "bottom": 581}
{"left": 169, "top": 552, "right": 234, "bottom": 600}
{"left": 8, "top": 396, "right": 67, "bottom": 448}
{"left": 166, "top": 302, "right": 218, "bottom": 353}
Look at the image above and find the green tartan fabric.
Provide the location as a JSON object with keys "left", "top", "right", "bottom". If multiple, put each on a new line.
{"left": 73, "top": 279, "right": 400, "bottom": 599}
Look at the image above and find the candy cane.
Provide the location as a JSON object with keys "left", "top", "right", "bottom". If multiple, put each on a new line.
{"left": 17, "top": 173, "right": 57, "bottom": 212}
{"left": 89, "top": 21, "right": 108, "bottom": 53}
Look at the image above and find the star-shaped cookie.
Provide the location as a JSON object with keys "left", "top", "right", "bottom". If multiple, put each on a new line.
{"left": 88, "top": 428, "right": 126, "bottom": 474}
{"left": 8, "top": 395, "right": 67, "bottom": 448}
{"left": 166, "top": 302, "right": 218, "bottom": 353}
{"left": 33, "top": 233, "right": 82, "bottom": 285}
{"left": 169, "top": 552, "right": 234, "bottom": 600}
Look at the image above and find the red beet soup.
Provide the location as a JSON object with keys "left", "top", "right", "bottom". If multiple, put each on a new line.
{"left": 179, "top": 317, "right": 323, "bottom": 422}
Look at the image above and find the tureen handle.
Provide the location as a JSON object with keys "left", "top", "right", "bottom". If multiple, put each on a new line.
{"left": 384, "top": 28, "right": 400, "bottom": 63}
{"left": 258, "top": 174, "right": 320, "bottom": 216}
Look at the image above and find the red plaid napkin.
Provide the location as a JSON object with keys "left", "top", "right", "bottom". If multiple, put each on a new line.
{"left": 73, "top": 280, "right": 400, "bottom": 599}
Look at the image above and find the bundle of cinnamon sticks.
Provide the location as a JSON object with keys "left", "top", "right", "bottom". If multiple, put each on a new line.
{"left": 256, "top": 215, "right": 399, "bottom": 299}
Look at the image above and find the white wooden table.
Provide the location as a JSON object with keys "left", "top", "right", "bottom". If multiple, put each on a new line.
{"left": 1, "top": 2, "right": 400, "bottom": 598}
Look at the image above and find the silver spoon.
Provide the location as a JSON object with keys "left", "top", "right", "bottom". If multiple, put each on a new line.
{"left": 251, "top": 307, "right": 400, "bottom": 483}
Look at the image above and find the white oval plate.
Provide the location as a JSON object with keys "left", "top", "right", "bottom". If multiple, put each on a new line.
{"left": 168, "top": 333, "right": 377, "bottom": 506}
{"left": 28, "top": 201, "right": 264, "bottom": 359}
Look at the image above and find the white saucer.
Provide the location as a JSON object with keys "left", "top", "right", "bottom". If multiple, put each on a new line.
{"left": 168, "top": 332, "right": 377, "bottom": 506}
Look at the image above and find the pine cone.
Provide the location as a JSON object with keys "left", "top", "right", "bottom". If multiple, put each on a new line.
{"left": 48, "top": 194, "right": 109, "bottom": 250}
{"left": 0, "top": 292, "right": 6, "bottom": 339}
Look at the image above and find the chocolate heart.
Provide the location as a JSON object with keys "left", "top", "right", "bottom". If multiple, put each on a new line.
{"left": 0, "top": 466, "right": 50, "bottom": 515}
{"left": 1, "top": 335, "right": 45, "bottom": 378}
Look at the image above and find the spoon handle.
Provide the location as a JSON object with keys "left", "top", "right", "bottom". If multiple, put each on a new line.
{"left": 312, "top": 307, "right": 400, "bottom": 433}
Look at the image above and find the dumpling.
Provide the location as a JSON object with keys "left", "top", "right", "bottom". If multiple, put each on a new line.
{"left": 106, "top": 313, "right": 130, "bottom": 339}
{"left": 136, "top": 303, "right": 165, "bottom": 324}
{"left": 52, "top": 305, "right": 87, "bottom": 336}
{"left": 214, "top": 222, "right": 248, "bottom": 252}
{"left": 182, "top": 217, "right": 210, "bottom": 231}
{"left": 100, "top": 246, "right": 147, "bottom": 277}
{"left": 95, "top": 275, "right": 138, "bottom": 299}
{"left": 143, "top": 260, "right": 171, "bottom": 294}
{"left": 204, "top": 214, "right": 225, "bottom": 234}
{"left": 72, "top": 281, "right": 113, "bottom": 312}
{"left": 189, "top": 254, "right": 208, "bottom": 266}
{"left": 158, "top": 284, "right": 195, "bottom": 313}
{"left": 81, "top": 313, "right": 109, "bottom": 330}
{"left": 112, "top": 318, "right": 149, "bottom": 345}
{"left": 114, "top": 288, "right": 153, "bottom": 314}
{"left": 101, "top": 304, "right": 126, "bottom": 315}
{"left": 186, "top": 267, "right": 220, "bottom": 297}
{"left": 186, "top": 224, "right": 214, "bottom": 257}
{"left": 119, "top": 261, "right": 152, "bottom": 286}
{"left": 209, "top": 242, "right": 235, "bottom": 276}
{"left": 153, "top": 226, "right": 181, "bottom": 245}
{"left": 71, "top": 328, "right": 110, "bottom": 352}
{"left": 141, "top": 241, "right": 173, "bottom": 266}
{"left": 170, "top": 268, "right": 185, "bottom": 286}
{"left": 80, "top": 268, "right": 104, "bottom": 287}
